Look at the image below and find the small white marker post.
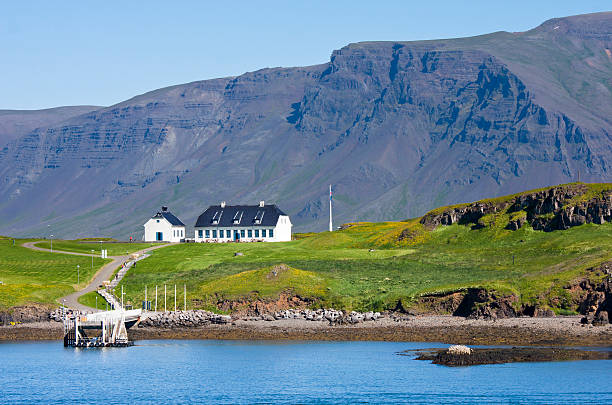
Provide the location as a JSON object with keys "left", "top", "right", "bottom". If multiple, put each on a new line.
{"left": 164, "top": 284, "right": 167, "bottom": 312}
{"left": 174, "top": 284, "right": 177, "bottom": 312}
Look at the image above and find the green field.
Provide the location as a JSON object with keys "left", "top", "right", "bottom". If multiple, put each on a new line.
{"left": 3, "top": 183, "right": 611, "bottom": 314}
{"left": 0, "top": 238, "right": 109, "bottom": 310}
{"left": 117, "top": 215, "right": 612, "bottom": 313}
{"left": 35, "top": 240, "right": 160, "bottom": 256}
{"left": 78, "top": 291, "right": 111, "bottom": 310}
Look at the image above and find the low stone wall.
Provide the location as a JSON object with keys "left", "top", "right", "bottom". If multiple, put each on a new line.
{"left": 266, "top": 309, "right": 382, "bottom": 324}
{"left": 139, "top": 310, "right": 232, "bottom": 328}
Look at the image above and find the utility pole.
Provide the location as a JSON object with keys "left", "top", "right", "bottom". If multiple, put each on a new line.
{"left": 50, "top": 234, "right": 54, "bottom": 252}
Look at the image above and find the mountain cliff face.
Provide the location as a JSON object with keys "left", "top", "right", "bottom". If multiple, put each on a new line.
{"left": 0, "top": 12, "right": 611, "bottom": 238}
{"left": 0, "top": 106, "right": 100, "bottom": 148}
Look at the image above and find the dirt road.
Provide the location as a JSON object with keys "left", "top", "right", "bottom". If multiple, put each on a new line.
{"left": 22, "top": 241, "right": 170, "bottom": 311}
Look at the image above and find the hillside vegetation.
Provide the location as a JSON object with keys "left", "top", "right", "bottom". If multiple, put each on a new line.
{"left": 0, "top": 239, "right": 109, "bottom": 310}
{"left": 117, "top": 183, "right": 612, "bottom": 315}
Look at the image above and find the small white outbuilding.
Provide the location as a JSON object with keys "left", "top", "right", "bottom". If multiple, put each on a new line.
{"left": 143, "top": 206, "right": 185, "bottom": 242}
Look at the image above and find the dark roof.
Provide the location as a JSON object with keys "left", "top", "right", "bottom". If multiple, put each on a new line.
{"left": 195, "top": 204, "right": 287, "bottom": 228}
{"left": 152, "top": 211, "right": 185, "bottom": 226}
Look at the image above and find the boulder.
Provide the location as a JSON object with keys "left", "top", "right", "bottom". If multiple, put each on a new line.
{"left": 593, "top": 310, "right": 609, "bottom": 326}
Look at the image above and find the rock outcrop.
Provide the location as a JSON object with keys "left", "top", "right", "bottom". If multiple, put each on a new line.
{"left": 420, "top": 184, "right": 612, "bottom": 232}
{"left": 576, "top": 262, "right": 612, "bottom": 326}
{"left": 0, "top": 304, "right": 51, "bottom": 325}
{"left": 215, "top": 291, "right": 315, "bottom": 316}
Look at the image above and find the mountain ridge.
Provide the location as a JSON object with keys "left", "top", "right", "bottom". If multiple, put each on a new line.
{"left": 0, "top": 12, "right": 610, "bottom": 238}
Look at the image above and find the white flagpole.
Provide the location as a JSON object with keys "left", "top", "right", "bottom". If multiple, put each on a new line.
{"left": 329, "top": 184, "right": 333, "bottom": 232}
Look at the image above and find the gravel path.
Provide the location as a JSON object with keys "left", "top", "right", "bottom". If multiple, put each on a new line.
{"left": 21, "top": 241, "right": 171, "bottom": 311}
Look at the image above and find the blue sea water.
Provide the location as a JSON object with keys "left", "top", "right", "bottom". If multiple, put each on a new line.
{"left": 0, "top": 340, "right": 610, "bottom": 404}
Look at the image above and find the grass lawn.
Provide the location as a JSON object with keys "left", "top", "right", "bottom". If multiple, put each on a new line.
{"left": 35, "top": 240, "right": 161, "bottom": 256}
{"left": 78, "top": 291, "right": 112, "bottom": 310}
{"left": 0, "top": 239, "right": 110, "bottom": 310}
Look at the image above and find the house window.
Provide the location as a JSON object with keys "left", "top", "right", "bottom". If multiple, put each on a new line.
{"left": 248, "top": 229, "right": 252, "bottom": 238}
{"left": 181, "top": 229, "right": 183, "bottom": 237}
{"left": 240, "top": 230, "right": 245, "bottom": 238}
{"left": 205, "top": 230, "right": 210, "bottom": 238}
{"left": 219, "top": 230, "right": 224, "bottom": 238}
{"left": 198, "top": 230, "right": 203, "bottom": 238}
{"left": 156, "top": 219, "right": 160, "bottom": 223}
{"left": 269, "top": 229, "right": 274, "bottom": 238}
{"left": 212, "top": 230, "right": 217, "bottom": 238}
{"left": 255, "top": 229, "right": 259, "bottom": 238}
{"left": 261, "top": 229, "right": 266, "bottom": 238}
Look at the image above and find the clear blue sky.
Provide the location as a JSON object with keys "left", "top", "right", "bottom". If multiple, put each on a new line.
{"left": 1, "top": 1, "right": 609, "bottom": 110}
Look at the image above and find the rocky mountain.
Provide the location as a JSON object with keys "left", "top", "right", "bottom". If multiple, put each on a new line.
{"left": 0, "top": 12, "right": 611, "bottom": 238}
{"left": 0, "top": 106, "right": 100, "bottom": 148}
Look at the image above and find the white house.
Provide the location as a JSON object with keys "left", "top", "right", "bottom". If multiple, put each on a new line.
{"left": 143, "top": 206, "right": 186, "bottom": 242}
{"left": 194, "top": 201, "right": 292, "bottom": 242}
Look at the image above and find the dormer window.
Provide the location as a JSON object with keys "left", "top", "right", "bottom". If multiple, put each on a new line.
{"left": 254, "top": 210, "right": 264, "bottom": 225}
{"left": 212, "top": 210, "right": 222, "bottom": 225}
{"left": 233, "top": 211, "right": 243, "bottom": 224}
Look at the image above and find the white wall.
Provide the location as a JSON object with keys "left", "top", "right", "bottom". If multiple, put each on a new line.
{"left": 194, "top": 215, "right": 292, "bottom": 243}
{"left": 274, "top": 215, "right": 292, "bottom": 242}
{"left": 144, "top": 218, "right": 185, "bottom": 242}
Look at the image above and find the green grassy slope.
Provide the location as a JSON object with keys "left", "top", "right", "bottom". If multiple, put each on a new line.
{"left": 0, "top": 239, "right": 110, "bottom": 310}
{"left": 4, "top": 183, "right": 611, "bottom": 314}
{"left": 34, "top": 240, "right": 160, "bottom": 256}
{"left": 117, "top": 221, "right": 612, "bottom": 312}
{"left": 116, "top": 183, "right": 612, "bottom": 313}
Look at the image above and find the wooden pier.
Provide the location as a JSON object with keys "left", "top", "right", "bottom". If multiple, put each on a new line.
{"left": 63, "top": 309, "right": 142, "bottom": 348}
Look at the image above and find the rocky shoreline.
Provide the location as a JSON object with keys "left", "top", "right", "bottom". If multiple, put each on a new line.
{"left": 2, "top": 315, "right": 611, "bottom": 346}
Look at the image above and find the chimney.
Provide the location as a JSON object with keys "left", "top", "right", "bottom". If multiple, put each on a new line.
{"left": 161, "top": 206, "right": 168, "bottom": 212}
{"left": 221, "top": 201, "right": 226, "bottom": 208}
{"left": 259, "top": 201, "right": 265, "bottom": 207}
